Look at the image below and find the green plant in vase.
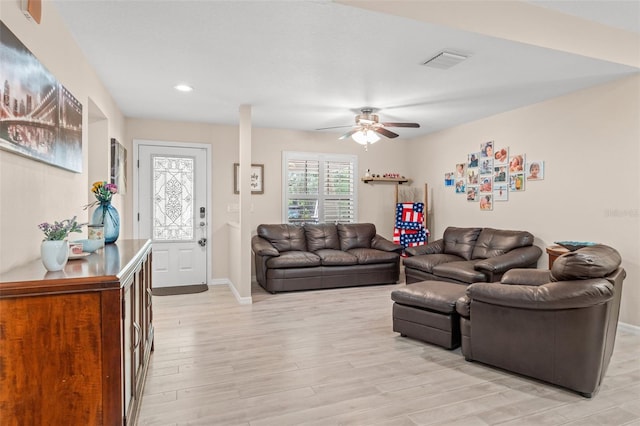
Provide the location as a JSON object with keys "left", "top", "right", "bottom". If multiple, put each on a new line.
{"left": 37, "top": 216, "right": 82, "bottom": 271}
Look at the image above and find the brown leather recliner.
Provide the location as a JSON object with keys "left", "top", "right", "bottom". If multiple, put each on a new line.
{"left": 456, "top": 244, "right": 625, "bottom": 397}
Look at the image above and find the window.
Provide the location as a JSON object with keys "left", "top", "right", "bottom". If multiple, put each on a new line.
{"left": 283, "top": 151, "right": 357, "bottom": 224}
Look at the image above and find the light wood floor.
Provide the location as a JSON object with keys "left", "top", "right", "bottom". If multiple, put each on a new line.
{"left": 137, "top": 281, "right": 640, "bottom": 426}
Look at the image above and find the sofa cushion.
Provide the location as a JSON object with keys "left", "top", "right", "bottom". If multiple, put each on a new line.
{"left": 551, "top": 244, "right": 621, "bottom": 282}
{"left": 304, "top": 223, "right": 340, "bottom": 251}
{"left": 432, "top": 260, "right": 487, "bottom": 283}
{"left": 265, "top": 251, "right": 321, "bottom": 268}
{"left": 258, "top": 224, "right": 306, "bottom": 252}
{"left": 315, "top": 249, "right": 358, "bottom": 266}
{"left": 348, "top": 248, "right": 399, "bottom": 265}
{"left": 403, "top": 253, "right": 465, "bottom": 274}
{"left": 471, "top": 228, "right": 534, "bottom": 259}
{"left": 338, "top": 223, "right": 376, "bottom": 251}
{"left": 443, "top": 227, "right": 482, "bottom": 260}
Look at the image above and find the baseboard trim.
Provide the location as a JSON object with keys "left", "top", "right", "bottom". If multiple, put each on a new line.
{"left": 211, "top": 277, "right": 252, "bottom": 304}
{"left": 228, "top": 281, "right": 252, "bottom": 305}
{"left": 618, "top": 322, "right": 640, "bottom": 335}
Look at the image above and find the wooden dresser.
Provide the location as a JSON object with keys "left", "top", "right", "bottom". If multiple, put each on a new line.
{"left": 0, "top": 239, "right": 153, "bottom": 426}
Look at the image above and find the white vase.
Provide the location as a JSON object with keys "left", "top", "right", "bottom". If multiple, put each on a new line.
{"left": 41, "top": 240, "right": 69, "bottom": 272}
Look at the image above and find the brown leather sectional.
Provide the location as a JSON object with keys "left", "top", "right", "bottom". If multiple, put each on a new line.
{"left": 252, "top": 223, "right": 402, "bottom": 293}
{"left": 403, "top": 227, "right": 543, "bottom": 284}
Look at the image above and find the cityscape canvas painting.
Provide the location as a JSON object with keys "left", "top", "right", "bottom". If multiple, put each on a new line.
{"left": 0, "top": 21, "right": 83, "bottom": 173}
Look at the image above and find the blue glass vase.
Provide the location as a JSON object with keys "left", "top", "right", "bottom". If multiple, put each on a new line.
{"left": 92, "top": 202, "right": 120, "bottom": 244}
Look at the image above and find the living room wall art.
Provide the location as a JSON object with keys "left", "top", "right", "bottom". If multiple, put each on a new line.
{"left": 450, "top": 140, "right": 545, "bottom": 211}
{"left": 234, "top": 163, "right": 264, "bottom": 194}
{"left": 0, "top": 21, "right": 83, "bottom": 173}
{"left": 110, "top": 138, "right": 126, "bottom": 195}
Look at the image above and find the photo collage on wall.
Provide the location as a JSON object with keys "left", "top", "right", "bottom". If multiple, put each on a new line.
{"left": 444, "top": 140, "right": 545, "bottom": 211}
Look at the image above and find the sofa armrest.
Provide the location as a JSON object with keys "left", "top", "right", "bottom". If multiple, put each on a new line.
{"left": 501, "top": 269, "right": 552, "bottom": 286}
{"left": 467, "top": 279, "right": 614, "bottom": 310}
{"left": 474, "top": 245, "right": 542, "bottom": 274}
{"left": 405, "top": 239, "right": 444, "bottom": 256}
{"left": 372, "top": 234, "right": 403, "bottom": 253}
{"left": 456, "top": 295, "right": 471, "bottom": 318}
{"left": 251, "top": 235, "right": 280, "bottom": 257}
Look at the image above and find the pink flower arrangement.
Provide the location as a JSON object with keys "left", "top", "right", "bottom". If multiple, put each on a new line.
{"left": 85, "top": 181, "right": 118, "bottom": 210}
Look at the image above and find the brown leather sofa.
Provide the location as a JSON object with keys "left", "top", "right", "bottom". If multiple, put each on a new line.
{"left": 252, "top": 223, "right": 402, "bottom": 293}
{"left": 403, "top": 227, "right": 542, "bottom": 284}
{"left": 456, "top": 244, "right": 625, "bottom": 397}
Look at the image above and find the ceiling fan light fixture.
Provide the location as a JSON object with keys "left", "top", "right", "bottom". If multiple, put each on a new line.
{"left": 352, "top": 129, "right": 380, "bottom": 145}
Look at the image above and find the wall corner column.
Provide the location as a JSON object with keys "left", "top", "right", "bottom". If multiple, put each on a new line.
{"left": 237, "top": 104, "right": 253, "bottom": 302}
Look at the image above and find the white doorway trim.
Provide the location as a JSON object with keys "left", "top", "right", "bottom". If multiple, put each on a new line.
{"left": 133, "top": 139, "right": 213, "bottom": 285}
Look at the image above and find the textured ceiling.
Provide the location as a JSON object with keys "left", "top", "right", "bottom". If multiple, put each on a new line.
{"left": 53, "top": 0, "right": 640, "bottom": 138}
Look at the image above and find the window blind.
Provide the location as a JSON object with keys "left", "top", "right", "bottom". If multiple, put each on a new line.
{"left": 283, "top": 152, "right": 357, "bottom": 224}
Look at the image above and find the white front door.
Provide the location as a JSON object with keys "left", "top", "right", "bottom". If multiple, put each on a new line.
{"left": 137, "top": 143, "right": 208, "bottom": 288}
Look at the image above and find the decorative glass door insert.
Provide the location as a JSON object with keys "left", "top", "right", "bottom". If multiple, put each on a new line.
{"left": 152, "top": 156, "right": 194, "bottom": 241}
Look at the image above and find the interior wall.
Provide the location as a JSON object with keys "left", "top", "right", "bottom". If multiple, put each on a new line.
{"left": 250, "top": 127, "right": 412, "bottom": 240}
{"left": 0, "top": 3, "right": 125, "bottom": 273}
{"left": 406, "top": 75, "right": 640, "bottom": 327}
{"left": 124, "top": 118, "right": 238, "bottom": 283}
{"left": 125, "top": 119, "right": 411, "bottom": 282}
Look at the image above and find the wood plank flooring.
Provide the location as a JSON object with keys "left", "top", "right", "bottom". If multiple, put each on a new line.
{"left": 137, "top": 281, "right": 640, "bottom": 426}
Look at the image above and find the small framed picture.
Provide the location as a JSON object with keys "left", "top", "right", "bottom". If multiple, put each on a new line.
{"left": 467, "top": 168, "right": 478, "bottom": 185}
{"left": 466, "top": 186, "right": 478, "bottom": 202}
{"left": 493, "top": 183, "right": 509, "bottom": 201}
{"left": 480, "top": 194, "right": 493, "bottom": 211}
{"left": 479, "top": 176, "right": 493, "bottom": 193}
{"left": 444, "top": 172, "right": 455, "bottom": 187}
{"left": 110, "top": 138, "right": 127, "bottom": 195}
{"left": 468, "top": 152, "right": 479, "bottom": 168}
{"left": 526, "top": 160, "right": 544, "bottom": 180}
{"left": 234, "top": 163, "right": 264, "bottom": 194}
{"left": 479, "top": 157, "right": 493, "bottom": 175}
{"left": 509, "top": 172, "right": 525, "bottom": 191}
{"left": 493, "top": 165, "right": 507, "bottom": 182}
{"left": 509, "top": 154, "right": 525, "bottom": 173}
{"left": 480, "top": 141, "right": 494, "bottom": 158}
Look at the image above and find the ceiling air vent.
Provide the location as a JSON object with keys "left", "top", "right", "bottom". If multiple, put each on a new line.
{"left": 423, "top": 51, "right": 468, "bottom": 69}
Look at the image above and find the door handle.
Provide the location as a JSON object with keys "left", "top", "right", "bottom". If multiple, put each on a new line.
{"left": 198, "top": 238, "right": 207, "bottom": 247}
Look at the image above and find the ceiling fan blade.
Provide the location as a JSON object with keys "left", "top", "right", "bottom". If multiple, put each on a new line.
{"left": 381, "top": 122, "right": 420, "bottom": 128}
{"left": 316, "top": 124, "right": 353, "bottom": 130}
{"left": 338, "top": 129, "right": 359, "bottom": 140}
{"left": 374, "top": 127, "right": 399, "bottom": 139}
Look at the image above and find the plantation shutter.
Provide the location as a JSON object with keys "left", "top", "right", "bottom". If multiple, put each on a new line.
{"left": 286, "top": 158, "right": 320, "bottom": 225}
{"left": 283, "top": 152, "right": 357, "bottom": 225}
{"left": 323, "top": 159, "right": 355, "bottom": 223}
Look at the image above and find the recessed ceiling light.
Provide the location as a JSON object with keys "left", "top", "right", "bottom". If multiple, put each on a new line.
{"left": 174, "top": 84, "right": 193, "bottom": 92}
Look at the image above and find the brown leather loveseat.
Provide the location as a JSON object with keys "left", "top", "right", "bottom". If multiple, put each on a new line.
{"left": 456, "top": 244, "right": 625, "bottom": 397}
{"left": 403, "top": 227, "right": 542, "bottom": 284}
{"left": 252, "top": 223, "right": 402, "bottom": 293}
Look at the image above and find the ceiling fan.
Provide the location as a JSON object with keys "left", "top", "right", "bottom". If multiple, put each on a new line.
{"left": 317, "top": 108, "right": 420, "bottom": 145}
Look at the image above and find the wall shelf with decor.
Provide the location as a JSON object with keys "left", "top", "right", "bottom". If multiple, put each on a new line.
{"left": 362, "top": 177, "right": 411, "bottom": 184}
